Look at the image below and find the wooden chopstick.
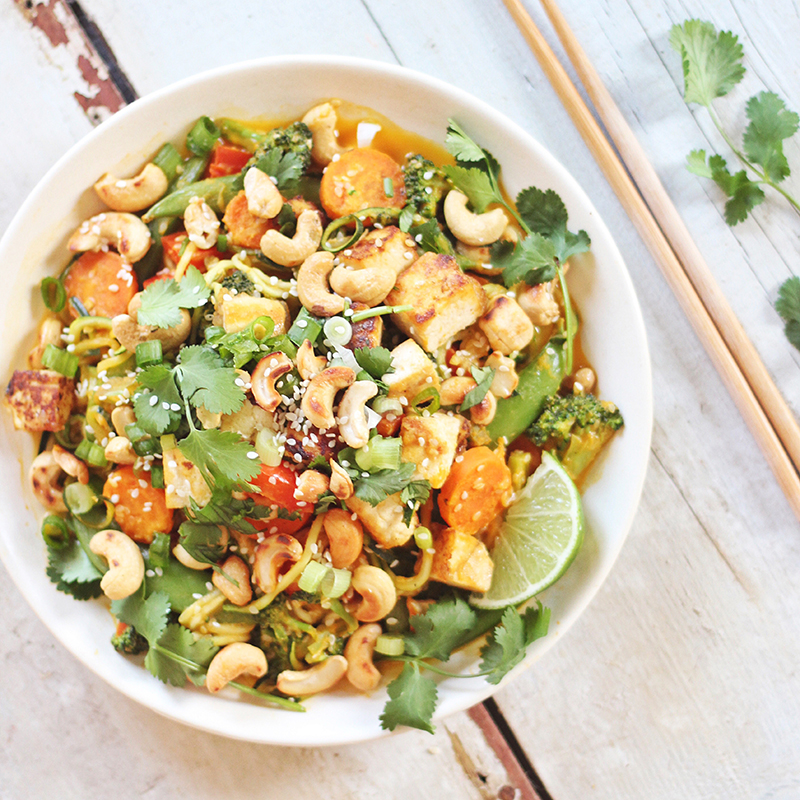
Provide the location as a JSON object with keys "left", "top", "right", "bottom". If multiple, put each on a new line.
{"left": 501, "top": 0, "right": 800, "bottom": 520}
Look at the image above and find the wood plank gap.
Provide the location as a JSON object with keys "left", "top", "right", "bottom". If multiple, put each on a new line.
{"left": 468, "top": 700, "right": 553, "bottom": 800}
{"left": 64, "top": 0, "right": 138, "bottom": 104}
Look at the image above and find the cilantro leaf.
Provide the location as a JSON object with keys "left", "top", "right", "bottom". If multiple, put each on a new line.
{"left": 686, "top": 148, "right": 714, "bottom": 178}
{"left": 708, "top": 154, "right": 766, "bottom": 225}
{"left": 179, "top": 521, "right": 229, "bottom": 568}
{"left": 492, "top": 234, "right": 558, "bottom": 288}
{"left": 137, "top": 266, "right": 211, "bottom": 328}
{"left": 442, "top": 165, "right": 500, "bottom": 213}
{"left": 400, "top": 479, "right": 431, "bottom": 525}
{"left": 354, "top": 346, "right": 395, "bottom": 379}
{"left": 252, "top": 150, "right": 305, "bottom": 190}
{"left": 45, "top": 540, "right": 103, "bottom": 599}
{"left": 179, "top": 428, "right": 261, "bottom": 487}
{"left": 444, "top": 119, "right": 488, "bottom": 163}
{"left": 143, "top": 555, "right": 213, "bottom": 613}
{"left": 776, "top": 276, "right": 800, "bottom": 351}
{"left": 379, "top": 662, "right": 438, "bottom": 734}
{"left": 460, "top": 367, "right": 495, "bottom": 412}
{"left": 353, "top": 462, "right": 417, "bottom": 506}
{"left": 145, "top": 623, "right": 218, "bottom": 687}
{"left": 743, "top": 91, "right": 800, "bottom": 183}
{"left": 408, "top": 219, "right": 454, "bottom": 255}
{"left": 669, "top": 19, "right": 745, "bottom": 107}
{"left": 479, "top": 602, "right": 550, "bottom": 685}
{"left": 111, "top": 589, "right": 171, "bottom": 646}
{"left": 175, "top": 345, "right": 245, "bottom": 415}
{"left": 516, "top": 186, "right": 590, "bottom": 264}
{"left": 404, "top": 594, "right": 477, "bottom": 661}
{"left": 133, "top": 364, "right": 183, "bottom": 435}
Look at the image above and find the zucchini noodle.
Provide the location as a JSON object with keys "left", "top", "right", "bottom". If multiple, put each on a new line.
{"left": 204, "top": 253, "right": 295, "bottom": 300}
{"left": 179, "top": 588, "right": 226, "bottom": 631}
{"left": 95, "top": 349, "right": 134, "bottom": 374}
{"left": 173, "top": 240, "right": 197, "bottom": 281}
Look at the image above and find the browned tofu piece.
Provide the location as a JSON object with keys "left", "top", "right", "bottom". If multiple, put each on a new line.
{"left": 339, "top": 226, "right": 418, "bottom": 277}
{"left": 346, "top": 493, "right": 417, "bottom": 548}
{"left": 162, "top": 446, "right": 212, "bottom": 509}
{"left": 430, "top": 527, "right": 494, "bottom": 593}
{"left": 401, "top": 412, "right": 468, "bottom": 489}
{"left": 387, "top": 252, "right": 487, "bottom": 352}
{"left": 383, "top": 338, "right": 440, "bottom": 402}
{"left": 216, "top": 294, "right": 289, "bottom": 334}
{"left": 478, "top": 294, "right": 534, "bottom": 355}
{"left": 5, "top": 369, "right": 75, "bottom": 433}
{"left": 346, "top": 302, "right": 383, "bottom": 351}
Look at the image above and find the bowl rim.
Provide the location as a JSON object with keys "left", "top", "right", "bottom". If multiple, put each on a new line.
{"left": 0, "top": 54, "right": 653, "bottom": 745}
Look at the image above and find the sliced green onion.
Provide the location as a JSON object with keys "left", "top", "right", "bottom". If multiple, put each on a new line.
{"left": 217, "top": 232, "right": 229, "bottom": 252}
{"left": 410, "top": 386, "right": 440, "bottom": 415}
{"left": 135, "top": 340, "right": 163, "bottom": 368}
{"left": 41, "top": 277, "right": 66, "bottom": 313}
{"left": 288, "top": 307, "right": 324, "bottom": 346}
{"left": 298, "top": 561, "right": 328, "bottom": 593}
{"left": 74, "top": 438, "right": 108, "bottom": 467}
{"left": 327, "top": 598, "right": 359, "bottom": 634}
{"left": 152, "top": 142, "right": 182, "bottom": 182}
{"left": 414, "top": 525, "right": 433, "bottom": 551}
{"left": 383, "top": 177, "right": 394, "bottom": 198}
{"left": 54, "top": 414, "right": 85, "bottom": 451}
{"left": 186, "top": 116, "right": 221, "bottom": 157}
{"left": 250, "top": 315, "right": 275, "bottom": 342}
{"left": 78, "top": 497, "right": 115, "bottom": 529}
{"left": 323, "top": 316, "right": 353, "bottom": 347}
{"left": 255, "top": 428, "right": 282, "bottom": 467}
{"left": 41, "top": 344, "right": 78, "bottom": 379}
{"left": 320, "top": 567, "right": 351, "bottom": 599}
{"left": 41, "top": 514, "right": 70, "bottom": 549}
{"left": 64, "top": 482, "right": 100, "bottom": 516}
{"left": 355, "top": 436, "right": 402, "bottom": 472}
{"left": 150, "top": 463, "right": 165, "bottom": 489}
{"left": 320, "top": 214, "right": 364, "bottom": 253}
{"left": 374, "top": 634, "right": 405, "bottom": 657}
{"left": 371, "top": 396, "right": 403, "bottom": 416}
{"left": 70, "top": 296, "right": 90, "bottom": 318}
{"left": 350, "top": 304, "right": 412, "bottom": 323}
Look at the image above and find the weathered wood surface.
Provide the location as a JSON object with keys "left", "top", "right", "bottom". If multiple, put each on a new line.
{"left": 1, "top": 0, "right": 799, "bottom": 797}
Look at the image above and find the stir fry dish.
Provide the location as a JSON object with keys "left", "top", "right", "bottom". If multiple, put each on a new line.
{"left": 5, "top": 101, "right": 623, "bottom": 732}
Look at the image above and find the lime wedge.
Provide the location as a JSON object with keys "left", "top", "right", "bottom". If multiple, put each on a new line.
{"left": 470, "top": 451, "right": 585, "bottom": 609}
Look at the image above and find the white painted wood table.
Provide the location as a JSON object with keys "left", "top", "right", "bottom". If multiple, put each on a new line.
{"left": 1, "top": 1, "right": 799, "bottom": 798}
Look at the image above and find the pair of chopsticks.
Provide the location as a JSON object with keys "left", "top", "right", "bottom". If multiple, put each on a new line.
{"left": 502, "top": 0, "right": 800, "bottom": 522}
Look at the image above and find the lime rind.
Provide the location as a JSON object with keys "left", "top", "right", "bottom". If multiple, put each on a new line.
{"left": 470, "top": 451, "right": 585, "bottom": 609}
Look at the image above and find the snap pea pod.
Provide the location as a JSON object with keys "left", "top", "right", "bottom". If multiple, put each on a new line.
{"left": 142, "top": 173, "right": 243, "bottom": 222}
{"left": 486, "top": 339, "right": 566, "bottom": 444}
{"left": 215, "top": 118, "right": 267, "bottom": 153}
{"left": 174, "top": 155, "right": 209, "bottom": 190}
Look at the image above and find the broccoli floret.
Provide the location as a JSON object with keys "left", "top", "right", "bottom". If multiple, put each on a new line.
{"left": 219, "top": 269, "right": 255, "bottom": 295}
{"left": 403, "top": 154, "right": 449, "bottom": 218}
{"left": 254, "top": 121, "right": 313, "bottom": 173}
{"left": 111, "top": 623, "right": 148, "bottom": 655}
{"left": 529, "top": 392, "right": 624, "bottom": 484}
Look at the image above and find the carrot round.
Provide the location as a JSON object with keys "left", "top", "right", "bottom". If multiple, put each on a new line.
{"left": 438, "top": 446, "right": 512, "bottom": 535}
{"left": 104, "top": 465, "right": 173, "bottom": 545}
{"left": 63, "top": 251, "right": 138, "bottom": 318}
{"left": 319, "top": 148, "right": 405, "bottom": 219}
{"left": 221, "top": 190, "right": 278, "bottom": 248}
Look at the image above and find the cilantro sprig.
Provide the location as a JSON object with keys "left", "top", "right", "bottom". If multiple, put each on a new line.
{"left": 137, "top": 266, "right": 211, "bottom": 329}
{"left": 379, "top": 595, "right": 550, "bottom": 733}
{"left": 443, "top": 120, "right": 589, "bottom": 373}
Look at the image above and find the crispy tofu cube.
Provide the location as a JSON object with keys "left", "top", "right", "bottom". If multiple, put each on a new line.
{"left": 217, "top": 294, "right": 289, "bottom": 335}
{"left": 346, "top": 302, "right": 384, "bottom": 351}
{"left": 384, "top": 339, "right": 440, "bottom": 402}
{"left": 162, "top": 447, "right": 212, "bottom": 509}
{"left": 339, "top": 226, "right": 418, "bottom": 277}
{"left": 220, "top": 399, "right": 274, "bottom": 441}
{"left": 5, "top": 369, "right": 75, "bottom": 433}
{"left": 430, "top": 527, "right": 494, "bottom": 593}
{"left": 478, "top": 295, "right": 534, "bottom": 355}
{"left": 401, "top": 411, "right": 467, "bottom": 489}
{"left": 387, "top": 252, "right": 487, "bottom": 352}
{"left": 346, "top": 492, "right": 417, "bottom": 549}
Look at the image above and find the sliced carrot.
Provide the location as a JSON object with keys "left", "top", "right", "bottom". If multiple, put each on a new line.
{"left": 143, "top": 267, "right": 174, "bottom": 288}
{"left": 437, "top": 446, "right": 512, "bottom": 535}
{"left": 104, "top": 465, "right": 174, "bottom": 545}
{"left": 63, "top": 251, "right": 138, "bottom": 318}
{"left": 319, "top": 148, "right": 405, "bottom": 219}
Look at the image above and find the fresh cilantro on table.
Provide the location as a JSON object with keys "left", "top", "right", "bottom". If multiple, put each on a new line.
{"left": 776, "top": 277, "right": 800, "bottom": 350}
{"left": 378, "top": 595, "right": 550, "bottom": 733}
{"left": 459, "top": 366, "right": 496, "bottom": 412}
{"left": 137, "top": 265, "right": 211, "bottom": 328}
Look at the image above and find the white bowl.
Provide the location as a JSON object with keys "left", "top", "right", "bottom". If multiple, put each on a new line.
{"left": 0, "top": 56, "right": 652, "bottom": 745}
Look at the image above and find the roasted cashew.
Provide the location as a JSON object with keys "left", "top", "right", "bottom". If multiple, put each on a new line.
{"left": 184, "top": 196, "right": 220, "bottom": 249}
{"left": 68, "top": 212, "right": 151, "bottom": 262}
{"left": 28, "top": 318, "right": 63, "bottom": 370}
{"left": 244, "top": 167, "right": 283, "bottom": 220}
{"left": 439, "top": 376, "right": 477, "bottom": 407}
{"left": 250, "top": 352, "right": 294, "bottom": 412}
{"left": 213, "top": 555, "right": 253, "bottom": 606}
{"left": 296, "top": 251, "right": 346, "bottom": 317}
{"left": 485, "top": 351, "right": 519, "bottom": 399}
{"left": 329, "top": 460, "right": 354, "bottom": 500}
{"left": 94, "top": 163, "right": 168, "bottom": 212}
{"left": 443, "top": 190, "right": 508, "bottom": 247}
{"left": 573, "top": 367, "right": 596, "bottom": 394}
{"left": 300, "top": 366, "right": 355, "bottom": 430}
{"left": 103, "top": 436, "right": 136, "bottom": 465}
{"left": 276, "top": 655, "right": 348, "bottom": 696}
{"left": 470, "top": 390, "right": 497, "bottom": 426}
{"left": 260, "top": 209, "right": 322, "bottom": 268}
{"left": 294, "top": 470, "right": 330, "bottom": 505}
{"left": 329, "top": 263, "right": 396, "bottom": 307}
{"left": 51, "top": 444, "right": 89, "bottom": 485}
{"left": 206, "top": 642, "right": 267, "bottom": 694}
{"left": 323, "top": 508, "right": 363, "bottom": 569}
{"left": 302, "top": 102, "right": 348, "bottom": 166}
{"left": 89, "top": 529, "right": 145, "bottom": 600}
{"left": 111, "top": 405, "right": 136, "bottom": 437}
{"left": 344, "top": 623, "right": 382, "bottom": 692}
{"left": 337, "top": 381, "right": 378, "bottom": 448}
{"left": 296, "top": 339, "right": 326, "bottom": 380}
{"left": 29, "top": 450, "right": 67, "bottom": 512}
{"left": 112, "top": 309, "right": 192, "bottom": 354}
{"left": 351, "top": 565, "right": 397, "bottom": 622}
{"left": 253, "top": 533, "right": 303, "bottom": 594}
{"left": 173, "top": 543, "right": 211, "bottom": 570}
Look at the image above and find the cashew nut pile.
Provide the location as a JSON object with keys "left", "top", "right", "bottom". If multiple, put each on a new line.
{"left": 6, "top": 100, "right": 623, "bottom": 725}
